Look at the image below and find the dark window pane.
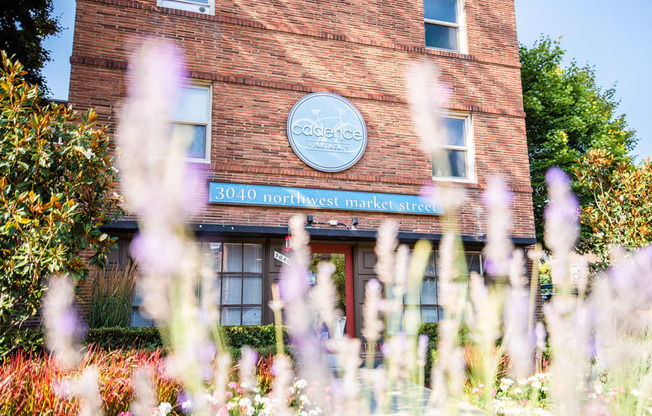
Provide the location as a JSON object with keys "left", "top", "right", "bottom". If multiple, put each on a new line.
{"left": 421, "top": 279, "right": 438, "bottom": 305}
{"left": 424, "top": 0, "right": 457, "bottom": 23}
{"left": 221, "top": 307, "right": 241, "bottom": 326}
{"left": 433, "top": 150, "right": 467, "bottom": 178}
{"left": 467, "top": 253, "right": 483, "bottom": 274}
{"left": 173, "top": 123, "right": 206, "bottom": 159}
{"left": 209, "top": 242, "right": 222, "bottom": 272}
{"left": 422, "top": 307, "right": 438, "bottom": 323}
{"left": 224, "top": 244, "right": 243, "bottom": 272}
{"left": 425, "top": 251, "right": 436, "bottom": 276}
{"left": 222, "top": 276, "right": 242, "bottom": 304}
{"left": 131, "top": 309, "right": 153, "bottom": 327}
{"left": 242, "top": 276, "right": 262, "bottom": 304}
{"left": 448, "top": 150, "right": 467, "bottom": 177}
{"left": 175, "top": 87, "right": 210, "bottom": 123}
{"left": 445, "top": 118, "right": 466, "bottom": 146}
{"left": 425, "top": 23, "right": 458, "bottom": 50}
{"left": 212, "top": 277, "right": 222, "bottom": 305}
{"left": 242, "top": 307, "right": 262, "bottom": 325}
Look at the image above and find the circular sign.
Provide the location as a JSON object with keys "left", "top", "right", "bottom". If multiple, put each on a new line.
{"left": 287, "top": 93, "right": 367, "bottom": 172}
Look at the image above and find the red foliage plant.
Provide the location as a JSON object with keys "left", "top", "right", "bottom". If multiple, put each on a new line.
{"left": 0, "top": 348, "right": 182, "bottom": 416}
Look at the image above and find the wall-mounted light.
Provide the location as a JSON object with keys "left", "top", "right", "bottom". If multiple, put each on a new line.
{"left": 283, "top": 235, "right": 292, "bottom": 251}
{"left": 352, "top": 217, "right": 358, "bottom": 230}
{"left": 307, "top": 215, "right": 314, "bottom": 227}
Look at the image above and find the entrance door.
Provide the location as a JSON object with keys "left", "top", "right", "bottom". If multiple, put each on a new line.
{"left": 309, "top": 244, "right": 354, "bottom": 336}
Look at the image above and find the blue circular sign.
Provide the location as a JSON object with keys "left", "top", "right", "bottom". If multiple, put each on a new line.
{"left": 287, "top": 93, "right": 367, "bottom": 172}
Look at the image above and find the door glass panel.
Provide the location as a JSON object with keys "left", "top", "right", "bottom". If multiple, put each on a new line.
{"left": 310, "top": 252, "right": 347, "bottom": 313}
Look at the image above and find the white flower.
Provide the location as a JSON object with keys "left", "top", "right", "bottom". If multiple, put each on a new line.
{"left": 518, "top": 378, "right": 527, "bottom": 386}
{"left": 514, "top": 387, "right": 522, "bottom": 394}
{"left": 531, "top": 380, "right": 542, "bottom": 390}
{"left": 295, "top": 379, "right": 308, "bottom": 389}
{"left": 158, "top": 402, "right": 172, "bottom": 415}
{"left": 594, "top": 384, "right": 603, "bottom": 395}
{"left": 299, "top": 394, "right": 309, "bottom": 403}
{"left": 501, "top": 378, "right": 514, "bottom": 386}
{"left": 632, "top": 389, "right": 641, "bottom": 397}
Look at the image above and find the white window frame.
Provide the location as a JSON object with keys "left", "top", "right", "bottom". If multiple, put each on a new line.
{"left": 432, "top": 112, "right": 476, "bottom": 183}
{"left": 172, "top": 83, "right": 212, "bottom": 164}
{"left": 423, "top": 0, "right": 468, "bottom": 53}
{"left": 157, "top": 0, "right": 214, "bottom": 15}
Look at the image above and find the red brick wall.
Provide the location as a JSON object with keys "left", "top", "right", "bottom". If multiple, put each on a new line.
{"left": 69, "top": 0, "right": 535, "bottom": 240}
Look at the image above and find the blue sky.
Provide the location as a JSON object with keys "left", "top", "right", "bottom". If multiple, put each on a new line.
{"left": 43, "top": 0, "right": 651, "bottom": 162}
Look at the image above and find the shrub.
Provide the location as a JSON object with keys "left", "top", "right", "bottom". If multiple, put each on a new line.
{"left": 0, "top": 52, "right": 122, "bottom": 351}
{"left": 88, "top": 263, "right": 138, "bottom": 328}
{"left": 2, "top": 325, "right": 289, "bottom": 358}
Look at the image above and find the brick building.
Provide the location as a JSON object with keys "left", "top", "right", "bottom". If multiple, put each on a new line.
{"left": 69, "top": 0, "right": 536, "bottom": 336}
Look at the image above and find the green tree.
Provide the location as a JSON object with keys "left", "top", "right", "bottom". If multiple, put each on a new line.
{"left": 0, "top": 53, "right": 122, "bottom": 349}
{"left": 520, "top": 37, "right": 637, "bottom": 246}
{"left": 0, "top": 0, "right": 61, "bottom": 89}
{"left": 575, "top": 149, "right": 652, "bottom": 266}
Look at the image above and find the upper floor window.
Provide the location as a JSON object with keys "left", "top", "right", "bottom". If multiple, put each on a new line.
{"left": 158, "top": 0, "right": 214, "bottom": 15}
{"left": 172, "top": 85, "right": 211, "bottom": 162}
{"left": 424, "top": 0, "right": 461, "bottom": 51}
{"left": 432, "top": 115, "right": 474, "bottom": 181}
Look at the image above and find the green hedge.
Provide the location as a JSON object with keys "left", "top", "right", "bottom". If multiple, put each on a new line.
{"left": 1, "top": 325, "right": 288, "bottom": 356}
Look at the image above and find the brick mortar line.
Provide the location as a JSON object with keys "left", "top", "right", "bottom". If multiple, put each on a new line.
{"left": 209, "top": 163, "right": 534, "bottom": 193}
{"left": 70, "top": 55, "right": 527, "bottom": 118}
{"left": 82, "top": 0, "right": 522, "bottom": 70}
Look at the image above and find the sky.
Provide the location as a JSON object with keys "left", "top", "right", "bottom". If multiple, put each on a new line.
{"left": 43, "top": 0, "right": 651, "bottom": 163}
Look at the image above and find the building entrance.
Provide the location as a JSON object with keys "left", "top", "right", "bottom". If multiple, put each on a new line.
{"left": 309, "top": 244, "right": 354, "bottom": 337}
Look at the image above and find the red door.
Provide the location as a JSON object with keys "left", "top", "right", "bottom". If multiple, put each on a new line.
{"left": 309, "top": 244, "right": 354, "bottom": 337}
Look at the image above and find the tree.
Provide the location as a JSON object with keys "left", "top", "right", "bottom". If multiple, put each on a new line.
{"left": 0, "top": 53, "right": 122, "bottom": 348}
{"left": 520, "top": 37, "right": 637, "bottom": 246}
{"left": 575, "top": 149, "right": 652, "bottom": 266}
{"left": 0, "top": 0, "right": 61, "bottom": 89}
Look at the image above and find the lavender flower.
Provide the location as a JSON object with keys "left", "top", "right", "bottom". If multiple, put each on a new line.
{"left": 43, "top": 275, "right": 83, "bottom": 369}
{"left": 482, "top": 177, "right": 514, "bottom": 278}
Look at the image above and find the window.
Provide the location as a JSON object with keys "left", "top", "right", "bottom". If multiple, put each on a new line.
{"left": 131, "top": 242, "right": 264, "bottom": 327}
{"left": 432, "top": 115, "right": 474, "bottom": 181}
{"left": 172, "top": 84, "right": 211, "bottom": 161}
{"left": 424, "top": 0, "right": 462, "bottom": 51}
{"left": 206, "top": 242, "right": 264, "bottom": 326}
{"left": 157, "top": 0, "right": 214, "bottom": 15}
